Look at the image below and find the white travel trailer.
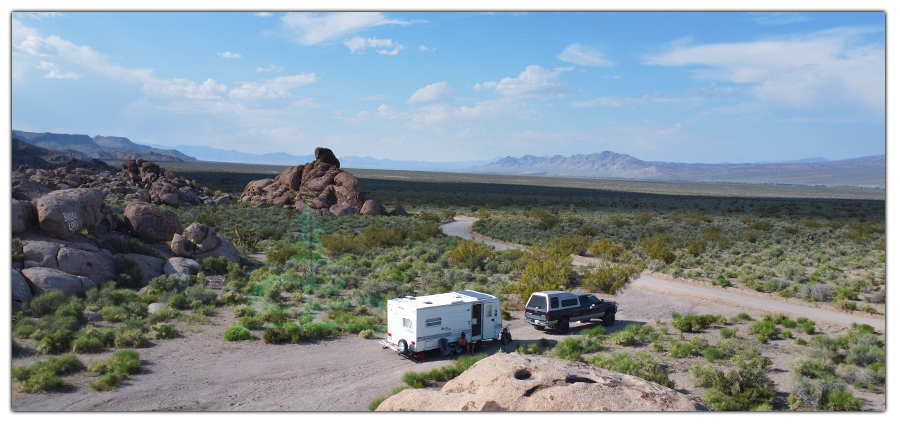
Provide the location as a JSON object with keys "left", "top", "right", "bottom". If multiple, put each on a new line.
{"left": 380, "top": 290, "right": 505, "bottom": 360}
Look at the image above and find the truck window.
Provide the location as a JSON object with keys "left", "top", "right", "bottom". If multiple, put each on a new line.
{"left": 550, "top": 297, "right": 559, "bottom": 308}
{"left": 588, "top": 295, "right": 601, "bottom": 304}
{"left": 579, "top": 296, "right": 590, "bottom": 306}
{"left": 525, "top": 295, "right": 547, "bottom": 311}
{"left": 425, "top": 317, "right": 441, "bottom": 327}
{"left": 561, "top": 298, "right": 578, "bottom": 307}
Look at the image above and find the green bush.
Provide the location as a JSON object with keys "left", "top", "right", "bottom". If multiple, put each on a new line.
{"left": 114, "top": 329, "right": 149, "bottom": 348}
{"left": 591, "top": 352, "right": 673, "bottom": 388}
{"left": 200, "top": 256, "right": 231, "bottom": 274}
{"left": 748, "top": 320, "right": 780, "bottom": 342}
{"left": 149, "top": 323, "right": 179, "bottom": 340}
{"left": 88, "top": 350, "right": 141, "bottom": 392}
{"left": 401, "top": 353, "right": 488, "bottom": 388}
{"left": 29, "top": 290, "right": 68, "bottom": 316}
{"left": 100, "top": 237, "right": 160, "bottom": 257}
{"left": 71, "top": 337, "right": 104, "bottom": 353}
{"left": 35, "top": 329, "right": 74, "bottom": 354}
{"left": 552, "top": 338, "right": 586, "bottom": 361}
{"left": 446, "top": 238, "right": 495, "bottom": 271}
{"left": 12, "top": 354, "right": 84, "bottom": 393}
{"left": 113, "top": 255, "right": 143, "bottom": 290}
{"left": 690, "top": 361, "right": 775, "bottom": 411}
{"left": 358, "top": 329, "right": 375, "bottom": 339}
{"left": 224, "top": 325, "right": 253, "bottom": 341}
{"left": 719, "top": 327, "right": 738, "bottom": 339}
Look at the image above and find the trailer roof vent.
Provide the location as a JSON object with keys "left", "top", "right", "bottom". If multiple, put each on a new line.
{"left": 405, "top": 296, "right": 416, "bottom": 300}
{"left": 423, "top": 301, "right": 433, "bottom": 304}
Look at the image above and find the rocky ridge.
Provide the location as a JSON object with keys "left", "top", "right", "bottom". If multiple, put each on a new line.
{"left": 376, "top": 353, "right": 710, "bottom": 411}
{"left": 239, "top": 147, "right": 386, "bottom": 216}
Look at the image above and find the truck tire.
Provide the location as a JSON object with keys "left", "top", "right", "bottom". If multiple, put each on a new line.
{"left": 503, "top": 331, "right": 512, "bottom": 344}
{"left": 533, "top": 325, "right": 545, "bottom": 331}
{"left": 557, "top": 319, "right": 570, "bottom": 334}
{"left": 603, "top": 312, "right": 616, "bottom": 327}
{"left": 397, "top": 339, "right": 408, "bottom": 354}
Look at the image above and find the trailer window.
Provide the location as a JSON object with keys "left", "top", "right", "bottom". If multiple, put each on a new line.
{"left": 425, "top": 317, "right": 441, "bottom": 327}
{"left": 403, "top": 318, "right": 412, "bottom": 329}
{"left": 525, "top": 295, "right": 547, "bottom": 311}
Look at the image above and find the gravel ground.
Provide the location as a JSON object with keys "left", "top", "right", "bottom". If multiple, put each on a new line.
{"left": 8, "top": 219, "right": 887, "bottom": 412}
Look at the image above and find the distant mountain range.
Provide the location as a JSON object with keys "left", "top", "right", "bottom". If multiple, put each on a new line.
{"left": 12, "top": 130, "right": 196, "bottom": 162}
{"left": 465, "top": 151, "right": 885, "bottom": 188}
{"left": 10, "top": 129, "right": 884, "bottom": 187}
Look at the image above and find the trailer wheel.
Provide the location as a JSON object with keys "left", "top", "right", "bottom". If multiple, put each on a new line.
{"left": 397, "top": 339, "right": 408, "bottom": 354}
{"left": 503, "top": 331, "right": 512, "bottom": 344}
{"left": 558, "top": 319, "right": 570, "bottom": 334}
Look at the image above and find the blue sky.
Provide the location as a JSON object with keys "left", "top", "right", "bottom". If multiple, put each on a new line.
{"left": 10, "top": 11, "right": 886, "bottom": 163}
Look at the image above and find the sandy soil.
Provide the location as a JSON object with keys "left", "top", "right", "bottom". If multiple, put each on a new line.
{"left": 9, "top": 219, "right": 886, "bottom": 411}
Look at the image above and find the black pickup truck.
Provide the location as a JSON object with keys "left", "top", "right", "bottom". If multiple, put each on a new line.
{"left": 524, "top": 291, "right": 617, "bottom": 334}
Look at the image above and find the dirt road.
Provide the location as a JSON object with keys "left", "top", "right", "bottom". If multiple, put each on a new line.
{"left": 443, "top": 217, "right": 884, "bottom": 332}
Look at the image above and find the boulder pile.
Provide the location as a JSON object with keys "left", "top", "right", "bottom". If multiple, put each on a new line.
{"left": 239, "top": 147, "right": 385, "bottom": 216}
{"left": 12, "top": 158, "right": 236, "bottom": 208}
{"left": 376, "top": 353, "right": 710, "bottom": 411}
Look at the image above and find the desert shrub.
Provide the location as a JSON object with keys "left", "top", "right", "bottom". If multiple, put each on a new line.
{"left": 591, "top": 352, "right": 673, "bottom": 388}
{"left": 671, "top": 313, "right": 717, "bottom": 333}
{"left": 719, "top": 327, "right": 738, "bottom": 339}
{"left": 358, "top": 329, "right": 375, "bottom": 339}
{"left": 446, "top": 238, "right": 494, "bottom": 271}
{"left": 224, "top": 325, "right": 253, "bottom": 341}
{"left": 166, "top": 294, "right": 190, "bottom": 310}
{"left": 552, "top": 338, "right": 586, "bottom": 361}
{"left": 146, "top": 274, "right": 193, "bottom": 296}
{"left": 12, "top": 238, "right": 25, "bottom": 262}
{"left": 505, "top": 245, "right": 572, "bottom": 303}
{"left": 669, "top": 341, "right": 699, "bottom": 358}
{"left": 867, "top": 362, "right": 886, "bottom": 385}
{"left": 262, "top": 323, "right": 340, "bottom": 344}
{"left": 549, "top": 235, "right": 590, "bottom": 256}
{"left": 12, "top": 354, "right": 84, "bottom": 393}
{"left": 114, "top": 329, "right": 149, "bottom": 348}
{"left": 690, "top": 360, "right": 775, "bottom": 411}
{"left": 28, "top": 290, "right": 68, "bottom": 316}
{"left": 232, "top": 305, "right": 257, "bottom": 318}
{"left": 35, "top": 329, "right": 74, "bottom": 355}
{"left": 71, "top": 336, "right": 104, "bottom": 353}
{"left": 640, "top": 234, "right": 677, "bottom": 264}
{"left": 401, "top": 353, "right": 488, "bottom": 388}
{"left": 113, "top": 255, "right": 143, "bottom": 290}
{"left": 587, "top": 238, "right": 627, "bottom": 262}
{"left": 13, "top": 323, "right": 37, "bottom": 339}
{"left": 265, "top": 241, "right": 304, "bottom": 265}
{"left": 581, "top": 261, "right": 645, "bottom": 295}
{"left": 200, "top": 256, "right": 231, "bottom": 274}
{"left": 100, "top": 237, "right": 159, "bottom": 257}
{"left": 149, "top": 323, "right": 179, "bottom": 340}
{"left": 89, "top": 350, "right": 142, "bottom": 392}
{"left": 748, "top": 320, "right": 780, "bottom": 343}
{"left": 575, "top": 225, "right": 599, "bottom": 237}
{"left": 791, "top": 374, "right": 863, "bottom": 411}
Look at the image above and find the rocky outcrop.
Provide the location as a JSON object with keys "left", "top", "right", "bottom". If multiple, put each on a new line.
{"left": 238, "top": 147, "right": 384, "bottom": 215}
{"left": 126, "top": 253, "right": 166, "bottom": 287}
{"left": 56, "top": 247, "right": 116, "bottom": 287}
{"left": 376, "top": 353, "right": 710, "bottom": 412}
{"left": 35, "top": 189, "right": 118, "bottom": 240}
{"left": 124, "top": 201, "right": 184, "bottom": 242}
{"left": 12, "top": 199, "right": 37, "bottom": 234}
{"left": 12, "top": 270, "right": 32, "bottom": 303}
{"left": 163, "top": 257, "right": 201, "bottom": 276}
{"left": 22, "top": 267, "right": 97, "bottom": 297}
{"left": 170, "top": 223, "right": 240, "bottom": 263}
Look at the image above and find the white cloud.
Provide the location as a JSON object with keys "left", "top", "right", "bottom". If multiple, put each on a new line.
{"left": 473, "top": 81, "right": 497, "bottom": 91}
{"left": 229, "top": 74, "right": 317, "bottom": 100}
{"left": 218, "top": 51, "right": 242, "bottom": 58}
{"left": 281, "top": 12, "right": 410, "bottom": 45}
{"left": 19, "top": 12, "right": 62, "bottom": 20}
{"left": 571, "top": 93, "right": 678, "bottom": 108}
{"left": 419, "top": 45, "right": 436, "bottom": 52}
{"left": 557, "top": 43, "right": 613, "bottom": 67}
{"left": 410, "top": 99, "right": 539, "bottom": 126}
{"left": 255, "top": 12, "right": 272, "bottom": 17}
{"left": 256, "top": 64, "right": 285, "bottom": 72}
{"left": 407, "top": 82, "right": 455, "bottom": 104}
{"left": 646, "top": 27, "right": 885, "bottom": 111}
{"left": 344, "top": 37, "right": 403, "bottom": 55}
{"left": 484, "top": 65, "right": 575, "bottom": 99}
{"left": 37, "top": 61, "right": 82, "bottom": 79}
{"left": 144, "top": 78, "right": 227, "bottom": 100}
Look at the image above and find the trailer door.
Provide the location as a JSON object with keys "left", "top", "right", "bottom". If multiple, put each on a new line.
{"left": 482, "top": 302, "right": 497, "bottom": 339}
{"left": 471, "top": 303, "right": 482, "bottom": 340}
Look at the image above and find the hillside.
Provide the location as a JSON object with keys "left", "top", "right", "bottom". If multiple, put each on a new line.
{"left": 468, "top": 151, "right": 885, "bottom": 188}
{"left": 12, "top": 130, "right": 197, "bottom": 162}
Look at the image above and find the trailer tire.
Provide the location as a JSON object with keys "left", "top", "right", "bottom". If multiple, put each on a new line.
{"left": 397, "top": 339, "right": 408, "bottom": 354}
{"left": 503, "top": 331, "right": 512, "bottom": 344}
{"left": 558, "top": 319, "right": 570, "bottom": 334}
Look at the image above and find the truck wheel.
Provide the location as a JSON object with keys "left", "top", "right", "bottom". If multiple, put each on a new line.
{"left": 503, "top": 331, "right": 512, "bottom": 343}
{"left": 533, "top": 325, "right": 545, "bottom": 331}
{"left": 558, "top": 319, "right": 570, "bottom": 334}
{"left": 603, "top": 313, "right": 616, "bottom": 327}
{"left": 397, "top": 339, "right": 408, "bottom": 354}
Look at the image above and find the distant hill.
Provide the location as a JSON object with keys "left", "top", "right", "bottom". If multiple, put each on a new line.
{"left": 11, "top": 138, "right": 116, "bottom": 172}
{"left": 467, "top": 151, "right": 885, "bottom": 188}
{"left": 12, "top": 130, "right": 197, "bottom": 162}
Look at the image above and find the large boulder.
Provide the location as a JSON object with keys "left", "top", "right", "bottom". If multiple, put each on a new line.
{"left": 56, "top": 247, "right": 116, "bottom": 287}
{"left": 360, "top": 199, "right": 386, "bottom": 216}
{"left": 124, "top": 201, "right": 184, "bottom": 242}
{"left": 163, "top": 257, "right": 202, "bottom": 276}
{"left": 276, "top": 165, "right": 304, "bottom": 191}
{"left": 12, "top": 199, "right": 38, "bottom": 234}
{"left": 126, "top": 253, "right": 166, "bottom": 287}
{"left": 314, "top": 147, "right": 340, "bottom": 168}
{"left": 22, "top": 240, "right": 63, "bottom": 269}
{"left": 12, "top": 269, "right": 32, "bottom": 303}
{"left": 35, "top": 189, "right": 118, "bottom": 240}
{"left": 170, "top": 223, "right": 241, "bottom": 263}
{"left": 22, "top": 267, "right": 97, "bottom": 297}
{"left": 376, "top": 353, "right": 710, "bottom": 412}
{"left": 11, "top": 178, "right": 53, "bottom": 201}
